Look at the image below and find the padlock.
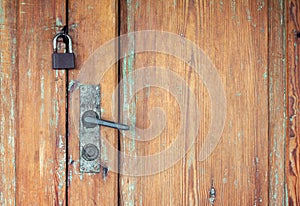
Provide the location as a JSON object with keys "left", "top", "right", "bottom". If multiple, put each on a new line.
{"left": 52, "top": 33, "right": 75, "bottom": 69}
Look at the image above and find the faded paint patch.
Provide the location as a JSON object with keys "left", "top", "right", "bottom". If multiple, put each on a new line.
{"left": 56, "top": 17, "right": 63, "bottom": 27}
{"left": 263, "top": 72, "right": 267, "bottom": 80}
{"left": 58, "top": 135, "right": 64, "bottom": 149}
{"left": 68, "top": 79, "right": 80, "bottom": 92}
{"left": 70, "top": 23, "right": 78, "bottom": 31}
{"left": 69, "top": 155, "right": 84, "bottom": 181}
{"left": 257, "top": 1, "right": 265, "bottom": 11}
{"left": 57, "top": 157, "right": 66, "bottom": 193}
{"left": 0, "top": 1, "right": 4, "bottom": 25}
{"left": 230, "top": 0, "right": 240, "bottom": 25}
{"left": 246, "top": 8, "right": 252, "bottom": 22}
{"left": 0, "top": 0, "right": 17, "bottom": 204}
{"left": 120, "top": 1, "right": 139, "bottom": 205}
{"left": 246, "top": 8, "right": 257, "bottom": 28}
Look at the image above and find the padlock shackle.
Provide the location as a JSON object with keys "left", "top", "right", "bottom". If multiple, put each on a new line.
{"left": 53, "top": 33, "right": 73, "bottom": 53}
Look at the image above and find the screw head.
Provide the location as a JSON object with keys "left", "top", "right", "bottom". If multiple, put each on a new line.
{"left": 80, "top": 86, "right": 85, "bottom": 91}
{"left": 82, "top": 144, "right": 99, "bottom": 161}
{"left": 93, "top": 164, "right": 100, "bottom": 171}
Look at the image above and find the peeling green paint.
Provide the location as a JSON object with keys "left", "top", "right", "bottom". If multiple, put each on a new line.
{"left": 230, "top": 0, "right": 239, "bottom": 25}
{"left": 0, "top": 0, "right": 17, "bottom": 204}
{"left": 135, "top": 1, "right": 139, "bottom": 10}
{"left": 58, "top": 135, "right": 64, "bottom": 149}
{"left": 68, "top": 79, "right": 80, "bottom": 92}
{"left": 69, "top": 155, "right": 84, "bottom": 181}
{"left": 56, "top": 17, "right": 63, "bottom": 27}
{"left": 0, "top": 1, "right": 4, "bottom": 25}
{"left": 263, "top": 72, "right": 267, "bottom": 79}
{"left": 100, "top": 137, "right": 109, "bottom": 181}
{"left": 257, "top": 1, "right": 265, "bottom": 11}
{"left": 100, "top": 108, "right": 105, "bottom": 114}
{"left": 121, "top": 1, "right": 138, "bottom": 204}
{"left": 70, "top": 23, "right": 78, "bottom": 30}
{"left": 246, "top": 9, "right": 252, "bottom": 22}
{"left": 56, "top": 157, "right": 66, "bottom": 196}
{"left": 27, "top": 69, "right": 31, "bottom": 78}
{"left": 268, "top": 1, "right": 287, "bottom": 203}
{"left": 68, "top": 170, "right": 72, "bottom": 185}
{"left": 0, "top": 52, "right": 4, "bottom": 64}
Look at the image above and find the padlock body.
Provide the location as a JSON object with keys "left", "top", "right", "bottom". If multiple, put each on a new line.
{"left": 52, "top": 53, "right": 75, "bottom": 69}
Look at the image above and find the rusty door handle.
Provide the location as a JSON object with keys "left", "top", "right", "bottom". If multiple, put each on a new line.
{"left": 83, "top": 112, "right": 129, "bottom": 130}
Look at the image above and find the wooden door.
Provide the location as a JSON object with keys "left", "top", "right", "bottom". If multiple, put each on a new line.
{"left": 0, "top": 0, "right": 299, "bottom": 205}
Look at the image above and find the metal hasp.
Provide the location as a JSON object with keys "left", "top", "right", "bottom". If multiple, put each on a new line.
{"left": 79, "top": 84, "right": 129, "bottom": 173}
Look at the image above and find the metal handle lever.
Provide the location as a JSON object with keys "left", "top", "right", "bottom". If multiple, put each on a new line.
{"left": 84, "top": 116, "right": 129, "bottom": 130}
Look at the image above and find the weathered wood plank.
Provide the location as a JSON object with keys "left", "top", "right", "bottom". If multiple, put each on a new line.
{"left": 67, "top": 0, "right": 118, "bottom": 204}
{"left": 286, "top": 0, "right": 300, "bottom": 205}
{"left": 268, "top": 0, "right": 287, "bottom": 205}
{"left": 16, "top": 0, "right": 67, "bottom": 204}
{"left": 0, "top": 0, "right": 17, "bottom": 205}
{"left": 120, "top": 0, "right": 269, "bottom": 205}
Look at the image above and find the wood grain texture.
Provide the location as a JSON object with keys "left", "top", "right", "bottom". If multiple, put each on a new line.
{"left": 16, "top": 0, "right": 67, "bottom": 205}
{"left": 67, "top": 0, "right": 119, "bottom": 205}
{"left": 286, "top": 0, "right": 300, "bottom": 205}
{"left": 119, "top": 0, "right": 269, "bottom": 205}
{"left": 0, "top": 0, "right": 17, "bottom": 205}
{"left": 268, "top": 0, "right": 287, "bottom": 205}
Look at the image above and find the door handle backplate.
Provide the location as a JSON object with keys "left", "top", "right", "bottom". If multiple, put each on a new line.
{"left": 79, "top": 84, "right": 129, "bottom": 173}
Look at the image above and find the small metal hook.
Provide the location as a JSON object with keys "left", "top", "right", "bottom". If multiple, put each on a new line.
{"left": 61, "top": 25, "right": 68, "bottom": 34}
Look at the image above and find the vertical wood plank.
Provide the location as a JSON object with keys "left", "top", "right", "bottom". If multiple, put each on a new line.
{"left": 120, "top": 0, "right": 269, "bottom": 205}
{"left": 0, "top": 0, "right": 17, "bottom": 205}
{"left": 286, "top": 0, "right": 300, "bottom": 205}
{"left": 268, "top": 0, "right": 287, "bottom": 205}
{"left": 16, "top": 0, "right": 67, "bottom": 205}
{"left": 67, "top": 0, "right": 118, "bottom": 205}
